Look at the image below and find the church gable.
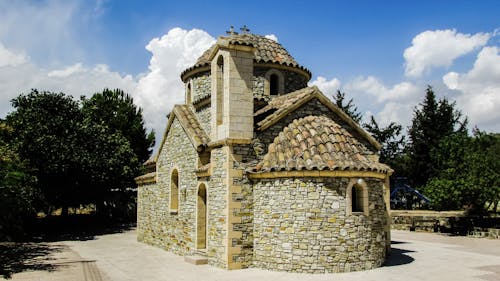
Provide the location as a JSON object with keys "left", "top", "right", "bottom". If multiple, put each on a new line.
{"left": 255, "top": 86, "right": 381, "bottom": 152}
{"left": 155, "top": 105, "right": 210, "bottom": 163}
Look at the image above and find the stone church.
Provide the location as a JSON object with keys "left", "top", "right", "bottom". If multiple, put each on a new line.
{"left": 135, "top": 27, "right": 392, "bottom": 273}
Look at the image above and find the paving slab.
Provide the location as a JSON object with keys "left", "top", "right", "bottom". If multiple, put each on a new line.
{"left": 5, "top": 229, "right": 500, "bottom": 281}
{"left": 64, "top": 229, "right": 500, "bottom": 281}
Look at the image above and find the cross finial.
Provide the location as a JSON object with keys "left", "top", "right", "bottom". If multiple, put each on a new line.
{"left": 226, "top": 26, "right": 238, "bottom": 35}
{"left": 240, "top": 25, "right": 250, "bottom": 34}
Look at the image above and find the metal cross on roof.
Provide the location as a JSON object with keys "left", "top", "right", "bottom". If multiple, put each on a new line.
{"left": 240, "top": 25, "right": 250, "bottom": 34}
{"left": 226, "top": 26, "right": 238, "bottom": 35}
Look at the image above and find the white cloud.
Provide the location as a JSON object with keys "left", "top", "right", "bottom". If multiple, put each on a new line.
{"left": 0, "top": 45, "right": 136, "bottom": 118}
{"left": 443, "top": 46, "right": 500, "bottom": 131}
{"left": 309, "top": 76, "right": 341, "bottom": 96}
{"left": 404, "top": 29, "right": 490, "bottom": 77}
{"left": 133, "top": 28, "right": 215, "bottom": 145}
{"left": 0, "top": 27, "right": 215, "bottom": 153}
{"left": 0, "top": 42, "right": 27, "bottom": 67}
{"left": 264, "top": 34, "right": 278, "bottom": 42}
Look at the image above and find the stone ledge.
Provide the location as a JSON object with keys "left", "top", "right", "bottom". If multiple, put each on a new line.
{"left": 248, "top": 170, "right": 387, "bottom": 179}
{"left": 185, "top": 255, "right": 209, "bottom": 265}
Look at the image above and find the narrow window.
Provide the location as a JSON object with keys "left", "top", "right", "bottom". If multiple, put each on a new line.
{"left": 197, "top": 183, "right": 207, "bottom": 249}
{"left": 352, "top": 184, "right": 364, "bottom": 212}
{"left": 216, "top": 55, "right": 224, "bottom": 125}
{"left": 186, "top": 82, "right": 192, "bottom": 104}
{"left": 347, "top": 179, "right": 368, "bottom": 216}
{"left": 270, "top": 74, "right": 279, "bottom": 95}
{"left": 170, "top": 169, "right": 179, "bottom": 213}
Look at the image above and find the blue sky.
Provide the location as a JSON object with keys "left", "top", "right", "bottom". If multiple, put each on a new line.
{"left": 0, "top": 0, "right": 499, "bottom": 150}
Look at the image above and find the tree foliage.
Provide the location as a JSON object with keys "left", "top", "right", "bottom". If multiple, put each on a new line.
{"left": 6, "top": 90, "right": 83, "bottom": 212}
{"left": 424, "top": 131, "right": 500, "bottom": 213}
{"left": 5, "top": 89, "right": 152, "bottom": 218}
{"left": 0, "top": 122, "right": 37, "bottom": 240}
{"left": 332, "top": 90, "right": 362, "bottom": 123}
{"left": 81, "top": 89, "right": 155, "bottom": 164}
{"left": 406, "top": 86, "right": 467, "bottom": 187}
{"left": 363, "top": 116, "right": 406, "bottom": 169}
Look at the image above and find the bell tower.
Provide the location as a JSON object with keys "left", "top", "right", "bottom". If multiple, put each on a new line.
{"left": 210, "top": 31, "right": 255, "bottom": 142}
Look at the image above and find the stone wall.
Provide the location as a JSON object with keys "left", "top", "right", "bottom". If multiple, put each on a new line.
{"left": 194, "top": 104, "right": 211, "bottom": 137}
{"left": 138, "top": 118, "right": 200, "bottom": 255}
{"left": 191, "top": 71, "right": 211, "bottom": 104}
{"left": 253, "top": 67, "right": 308, "bottom": 101}
{"left": 206, "top": 147, "right": 228, "bottom": 268}
{"left": 253, "top": 177, "right": 387, "bottom": 273}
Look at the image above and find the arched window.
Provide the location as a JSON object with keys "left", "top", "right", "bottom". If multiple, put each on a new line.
{"left": 264, "top": 69, "right": 284, "bottom": 96}
{"left": 352, "top": 184, "right": 364, "bottom": 212}
{"left": 216, "top": 55, "right": 224, "bottom": 125}
{"left": 170, "top": 169, "right": 179, "bottom": 213}
{"left": 347, "top": 178, "right": 368, "bottom": 215}
{"left": 197, "top": 183, "right": 207, "bottom": 249}
{"left": 186, "top": 81, "right": 192, "bottom": 104}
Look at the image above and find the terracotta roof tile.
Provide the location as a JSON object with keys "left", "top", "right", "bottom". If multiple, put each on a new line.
{"left": 182, "top": 33, "right": 311, "bottom": 78}
{"left": 250, "top": 115, "right": 390, "bottom": 173}
{"left": 172, "top": 105, "right": 210, "bottom": 150}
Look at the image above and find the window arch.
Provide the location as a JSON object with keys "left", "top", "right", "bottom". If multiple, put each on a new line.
{"left": 216, "top": 55, "right": 224, "bottom": 125}
{"left": 170, "top": 169, "right": 179, "bottom": 213}
{"left": 264, "top": 69, "right": 284, "bottom": 96}
{"left": 346, "top": 178, "right": 369, "bottom": 215}
{"left": 186, "top": 81, "right": 192, "bottom": 104}
{"left": 196, "top": 183, "right": 207, "bottom": 250}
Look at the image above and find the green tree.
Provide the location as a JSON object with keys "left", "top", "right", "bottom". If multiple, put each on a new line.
{"left": 81, "top": 89, "right": 155, "bottom": 164}
{"left": 332, "top": 90, "right": 362, "bottom": 123}
{"left": 6, "top": 90, "right": 83, "bottom": 215}
{"left": 0, "top": 121, "right": 37, "bottom": 241}
{"left": 424, "top": 131, "right": 499, "bottom": 213}
{"left": 363, "top": 116, "right": 407, "bottom": 177}
{"left": 406, "top": 86, "right": 467, "bottom": 187}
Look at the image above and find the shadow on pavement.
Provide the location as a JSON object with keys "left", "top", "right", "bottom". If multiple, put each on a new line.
{"left": 1, "top": 214, "right": 134, "bottom": 278}
{"left": 384, "top": 247, "right": 416, "bottom": 267}
{"left": 27, "top": 214, "right": 135, "bottom": 242}
{"left": 0, "top": 242, "right": 65, "bottom": 279}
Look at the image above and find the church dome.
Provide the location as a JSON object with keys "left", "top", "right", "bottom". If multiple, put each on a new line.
{"left": 181, "top": 31, "right": 311, "bottom": 81}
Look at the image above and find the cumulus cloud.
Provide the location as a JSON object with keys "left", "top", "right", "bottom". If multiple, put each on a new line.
{"left": 309, "top": 76, "right": 341, "bottom": 96}
{"left": 133, "top": 28, "right": 215, "bottom": 142}
{"left": 443, "top": 46, "right": 500, "bottom": 131}
{"left": 0, "top": 42, "right": 27, "bottom": 67}
{"left": 0, "top": 45, "right": 136, "bottom": 118}
{"left": 264, "top": 34, "right": 278, "bottom": 42}
{"left": 404, "top": 29, "right": 490, "bottom": 77}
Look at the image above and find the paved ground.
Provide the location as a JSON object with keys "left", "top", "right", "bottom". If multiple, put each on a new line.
{"left": 5, "top": 229, "right": 500, "bottom": 281}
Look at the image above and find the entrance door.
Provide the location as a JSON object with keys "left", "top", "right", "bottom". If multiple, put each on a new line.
{"left": 197, "top": 184, "right": 207, "bottom": 249}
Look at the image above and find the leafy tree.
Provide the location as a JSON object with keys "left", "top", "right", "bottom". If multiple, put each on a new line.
{"left": 6, "top": 90, "right": 83, "bottom": 215}
{"left": 406, "top": 86, "right": 467, "bottom": 187}
{"left": 0, "top": 121, "right": 37, "bottom": 241}
{"left": 424, "top": 131, "right": 499, "bottom": 213}
{"left": 81, "top": 89, "right": 154, "bottom": 164}
{"left": 332, "top": 90, "right": 362, "bottom": 123}
{"left": 363, "top": 115, "right": 406, "bottom": 166}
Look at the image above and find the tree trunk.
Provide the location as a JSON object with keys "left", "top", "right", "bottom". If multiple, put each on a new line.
{"left": 61, "top": 205, "right": 69, "bottom": 216}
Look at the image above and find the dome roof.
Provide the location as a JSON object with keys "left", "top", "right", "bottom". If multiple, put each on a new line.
{"left": 251, "top": 115, "right": 390, "bottom": 173}
{"left": 181, "top": 33, "right": 311, "bottom": 80}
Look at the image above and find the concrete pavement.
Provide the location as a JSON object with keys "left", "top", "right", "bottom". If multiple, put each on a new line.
{"left": 6, "top": 229, "right": 500, "bottom": 281}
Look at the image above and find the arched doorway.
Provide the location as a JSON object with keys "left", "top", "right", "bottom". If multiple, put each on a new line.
{"left": 197, "top": 183, "right": 207, "bottom": 250}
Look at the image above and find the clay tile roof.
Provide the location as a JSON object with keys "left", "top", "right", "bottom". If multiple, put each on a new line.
{"left": 251, "top": 115, "right": 390, "bottom": 173}
{"left": 134, "top": 172, "right": 156, "bottom": 185}
{"left": 173, "top": 105, "right": 210, "bottom": 150}
{"left": 255, "top": 87, "right": 316, "bottom": 127}
{"left": 182, "top": 33, "right": 311, "bottom": 79}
